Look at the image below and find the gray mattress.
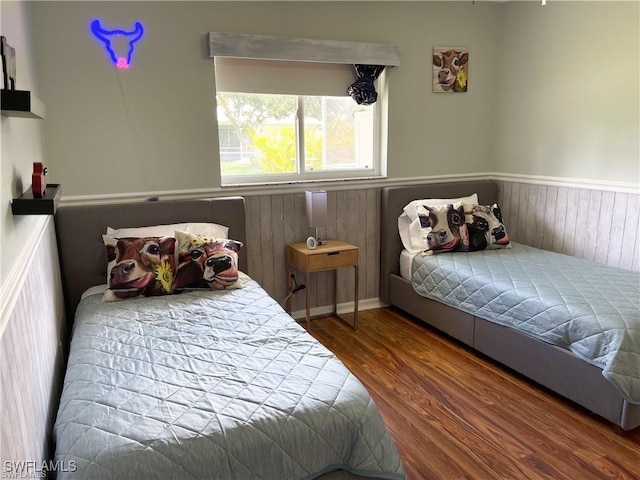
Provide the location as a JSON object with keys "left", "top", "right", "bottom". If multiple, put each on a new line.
{"left": 411, "top": 243, "right": 640, "bottom": 405}
{"left": 53, "top": 278, "right": 405, "bottom": 480}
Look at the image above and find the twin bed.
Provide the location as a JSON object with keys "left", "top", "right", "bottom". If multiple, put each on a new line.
{"left": 53, "top": 197, "right": 405, "bottom": 480}
{"left": 380, "top": 180, "right": 640, "bottom": 431}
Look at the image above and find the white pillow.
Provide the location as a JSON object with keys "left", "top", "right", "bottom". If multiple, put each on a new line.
{"left": 106, "top": 222, "right": 228, "bottom": 239}
{"left": 398, "top": 193, "right": 478, "bottom": 253}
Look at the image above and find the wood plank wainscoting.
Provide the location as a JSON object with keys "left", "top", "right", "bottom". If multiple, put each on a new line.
{"left": 497, "top": 181, "right": 640, "bottom": 272}
{"left": 0, "top": 218, "right": 66, "bottom": 472}
{"left": 242, "top": 180, "right": 638, "bottom": 318}
{"left": 243, "top": 188, "right": 381, "bottom": 314}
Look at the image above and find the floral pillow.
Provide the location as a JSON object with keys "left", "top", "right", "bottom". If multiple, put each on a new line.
{"left": 463, "top": 203, "right": 512, "bottom": 251}
{"left": 172, "top": 231, "right": 243, "bottom": 290}
{"left": 102, "top": 235, "right": 176, "bottom": 302}
{"left": 417, "top": 204, "right": 469, "bottom": 255}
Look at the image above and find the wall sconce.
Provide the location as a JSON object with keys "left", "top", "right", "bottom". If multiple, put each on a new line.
{"left": 305, "top": 190, "right": 328, "bottom": 249}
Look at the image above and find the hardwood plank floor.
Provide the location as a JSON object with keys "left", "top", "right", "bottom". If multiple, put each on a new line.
{"left": 308, "top": 308, "right": 640, "bottom": 480}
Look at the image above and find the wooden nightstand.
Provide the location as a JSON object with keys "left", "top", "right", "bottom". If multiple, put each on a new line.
{"left": 285, "top": 240, "right": 359, "bottom": 330}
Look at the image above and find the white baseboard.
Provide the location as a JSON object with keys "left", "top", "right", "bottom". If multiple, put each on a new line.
{"left": 289, "top": 297, "right": 388, "bottom": 321}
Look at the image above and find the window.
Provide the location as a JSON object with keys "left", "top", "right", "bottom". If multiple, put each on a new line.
{"left": 209, "top": 32, "right": 400, "bottom": 186}
{"left": 214, "top": 58, "right": 383, "bottom": 185}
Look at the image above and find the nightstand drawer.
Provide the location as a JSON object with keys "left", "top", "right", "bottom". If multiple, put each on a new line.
{"left": 308, "top": 249, "right": 358, "bottom": 271}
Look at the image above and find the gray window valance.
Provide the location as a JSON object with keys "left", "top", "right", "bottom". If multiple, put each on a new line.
{"left": 208, "top": 32, "right": 401, "bottom": 67}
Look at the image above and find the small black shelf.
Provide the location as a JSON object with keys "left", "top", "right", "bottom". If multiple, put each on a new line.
{"left": 1, "top": 89, "right": 45, "bottom": 119}
{"left": 12, "top": 184, "right": 61, "bottom": 215}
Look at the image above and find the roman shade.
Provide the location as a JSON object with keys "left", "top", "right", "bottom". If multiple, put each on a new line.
{"left": 214, "top": 57, "right": 355, "bottom": 96}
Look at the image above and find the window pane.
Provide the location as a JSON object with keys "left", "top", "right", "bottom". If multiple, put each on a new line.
{"left": 217, "top": 92, "right": 377, "bottom": 181}
{"left": 217, "top": 93, "right": 297, "bottom": 176}
{"left": 303, "top": 96, "right": 374, "bottom": 173}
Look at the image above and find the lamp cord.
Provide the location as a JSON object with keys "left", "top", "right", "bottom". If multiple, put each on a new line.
{"left": 281, "top": 275, "right": 306, "bottom": 308}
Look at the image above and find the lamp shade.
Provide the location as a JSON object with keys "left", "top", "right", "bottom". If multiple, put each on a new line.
{"left": 305, "top": 190, "right": 328, "bottom": 228}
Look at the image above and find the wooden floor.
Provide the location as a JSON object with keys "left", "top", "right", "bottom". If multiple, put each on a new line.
{"left": 308, "top": 308, "right": 640, "bottom": 480}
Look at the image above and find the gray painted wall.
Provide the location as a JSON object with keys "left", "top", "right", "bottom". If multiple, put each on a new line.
{"left": 495, "top": 1, "right": 639, "bottom": 183}
{"left": 28, "top": 0, "right": 503, "bottom": 196}
{"left": 0, "top": 1, "right": 48, "bottom": 287}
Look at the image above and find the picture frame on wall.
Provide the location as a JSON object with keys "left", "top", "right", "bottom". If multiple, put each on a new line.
{"left": 432, "top": 47, "right": 468, "bottom": 93}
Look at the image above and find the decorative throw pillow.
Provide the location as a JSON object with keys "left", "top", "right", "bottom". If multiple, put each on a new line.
{"left": 173, "top": 231, "right": 243, "bottom": 291}
{"left": 463, "top": 203, "right": 512, "bottom": 251}
{"left": 398, "top": 193, "right": 478, "bottom": 253}
{"left": 102, "top": 235, "right": 177, "bottom": 302}
{"left": 417, "top": 204, "right": 469, "bottom": 255}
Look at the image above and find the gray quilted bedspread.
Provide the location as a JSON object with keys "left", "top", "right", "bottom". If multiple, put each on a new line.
{"left": 411, "top": 243, "right": 640, "bottom": 404}
{"left": 54, "top": 278, "right": 405, "bottom": 480}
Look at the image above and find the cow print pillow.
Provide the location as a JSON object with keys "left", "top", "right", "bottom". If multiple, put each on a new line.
{"left": 463, "top": 203, "right": 512, "bottom": 251}
{"left": 417, "top": 203, "right": 470, "bottom": 255}
{"left": 102, "top": 235, "right": 177, "bottom": 302}
{"left": 172, "top": 231, "right": 243, "bottom": 291}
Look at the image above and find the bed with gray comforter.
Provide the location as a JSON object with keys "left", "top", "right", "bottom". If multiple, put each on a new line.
{"left": 412, "top": 243, "right": 639, "bottom": 406}
{"left": 381, "top": 181, "right": 640, "bottom": 431}
{"left": 54, "top": 197, "right": 405, "bottom": 480}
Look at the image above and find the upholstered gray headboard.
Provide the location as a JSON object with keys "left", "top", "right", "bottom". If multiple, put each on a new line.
{"left": 55, "top": 197, "right": 247, "bottom": 322}
{"left": 380, "top": 181, "right": 498, "bottom": 303}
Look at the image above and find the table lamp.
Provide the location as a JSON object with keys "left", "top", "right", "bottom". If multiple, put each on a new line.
{"left": 305, "top": 190, "right": 328, "bottom": 249}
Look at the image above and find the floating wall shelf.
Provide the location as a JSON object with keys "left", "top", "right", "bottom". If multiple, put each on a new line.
{"left": 12, "top": 184, "right": 61, "bottom": 215}
{"left": 1, "top": 89, "right": 45, "bottom": 119}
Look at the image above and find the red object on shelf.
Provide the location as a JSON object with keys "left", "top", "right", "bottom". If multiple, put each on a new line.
{"left": 31, "top": 162, "right": 47, "bottom": 198}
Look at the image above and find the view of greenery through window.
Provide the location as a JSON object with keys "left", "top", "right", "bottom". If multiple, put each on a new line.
{"left": 217, "top": 93, "right": 374, "bottom": 179}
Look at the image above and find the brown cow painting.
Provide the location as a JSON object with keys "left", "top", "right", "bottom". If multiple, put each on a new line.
{"left": 432, "top": 47, "right": 469, "bottom": 93}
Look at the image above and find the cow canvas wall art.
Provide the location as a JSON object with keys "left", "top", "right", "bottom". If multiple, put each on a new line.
{"left": 432, "top": 47, "right": 469, "bottom": 93}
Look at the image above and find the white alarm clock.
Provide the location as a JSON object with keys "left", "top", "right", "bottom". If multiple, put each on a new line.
{"left": 306, "top": 236, "right": 318, "bottom": 249}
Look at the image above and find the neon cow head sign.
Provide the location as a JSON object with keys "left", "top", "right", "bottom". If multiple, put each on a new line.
{"left": 90, "top": 20, "right": 144, "bottom": 69}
